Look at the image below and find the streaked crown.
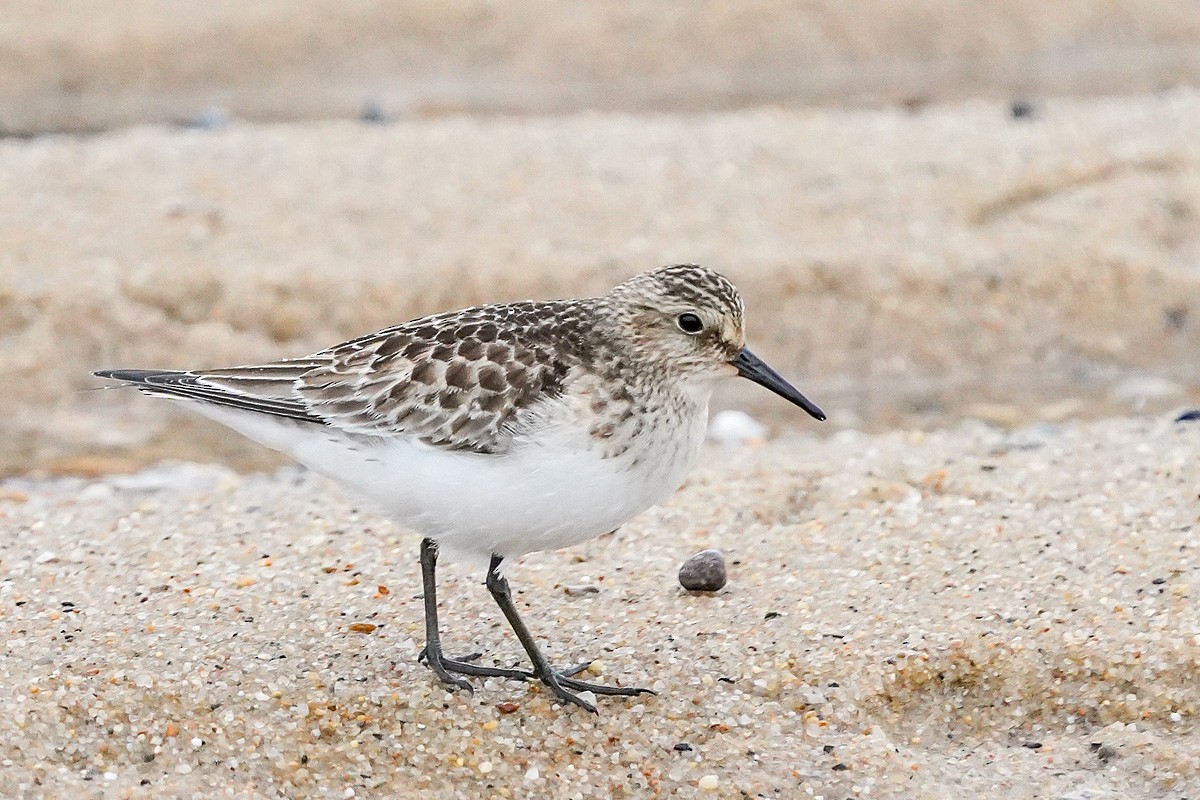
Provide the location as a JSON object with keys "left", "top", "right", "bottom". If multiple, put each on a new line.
{"left": 602, "top": 264, "right": 747, "bottom": 376}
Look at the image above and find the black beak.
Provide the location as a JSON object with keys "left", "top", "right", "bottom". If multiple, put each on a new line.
{"left": 731, "top": 348, "right": 826, "bottom": 421}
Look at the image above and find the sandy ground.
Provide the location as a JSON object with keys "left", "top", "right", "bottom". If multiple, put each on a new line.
{"left": 0, "top": 416, "right": 1197, "bottom": 798}
{"left": 3, "top": 92, "right": 1199, "bottom": 476}
{"left": 4, "top": 11, "right": 1200, "bottom": 793}
{"left": 3, "top": 0, "right": 1198, "bottom": 134}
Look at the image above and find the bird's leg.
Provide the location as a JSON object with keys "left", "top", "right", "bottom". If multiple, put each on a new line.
{"left": 485, "top": 555, "right": 654, "bottom": 713}
{"left": 417, "top": 538, "right": 532, "bottom": 689}
{"left": 418, "top": 538, "right": 472, "bottom": 691}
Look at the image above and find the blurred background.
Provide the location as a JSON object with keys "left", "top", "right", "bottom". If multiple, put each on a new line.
{"left": 0, "top": 0, "right": 1198, "bottom": 475}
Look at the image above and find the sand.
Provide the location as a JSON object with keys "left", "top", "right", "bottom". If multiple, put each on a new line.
{"left": 3, "top": 6, "right": 1200, "bottom": 794}
{"left": 1, "top": 416, "right": 1198, "bottom": 798}
{"left": 3, "top": 0, "right": 1198, "bottom": 135}
{"left": 3, "top": 92, "right": 1199, "bottom": 476}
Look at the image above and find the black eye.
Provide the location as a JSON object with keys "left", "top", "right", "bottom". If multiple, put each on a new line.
{"left": 676, "top": 313, "right": 704, "bottom": 334}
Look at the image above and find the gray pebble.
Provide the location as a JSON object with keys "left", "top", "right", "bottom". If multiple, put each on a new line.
{"left": 678, "top": 549, "right": 727, "bottom": 591}
{"left": 360, "top": 99, "right": 390, "bottom": 124}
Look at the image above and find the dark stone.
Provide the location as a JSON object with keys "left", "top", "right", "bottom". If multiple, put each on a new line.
{"left": 1010, "top": 99, "right": 1036, "bottom": 119}
{"left": 678, "top": 549, "right": 727, "bottom": 591}
{"left": 360, "top": 100, "right": 390, "bottom": 124}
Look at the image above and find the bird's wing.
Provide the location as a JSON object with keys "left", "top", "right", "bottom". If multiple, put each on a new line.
{"left": 296, "top": 303, "right": 572, "bottom": 453}
{"left": 93, "top": 361, "right": 326, "bottom": 424}
{"left": 96, "top": 302, "right": 578, "bottom": 454}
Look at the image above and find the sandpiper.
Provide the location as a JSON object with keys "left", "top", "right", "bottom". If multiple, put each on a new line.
{"left": 96, "top": 264, "right": 824, "bottom": 712}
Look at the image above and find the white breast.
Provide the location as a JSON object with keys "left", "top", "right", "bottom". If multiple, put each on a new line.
{"left": 187, "top": 391, "right": 710, "bottom": 560}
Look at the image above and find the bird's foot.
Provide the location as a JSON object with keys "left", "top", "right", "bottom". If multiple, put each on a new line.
{"left": 418, "top": 646, "right": 654, "bottom": 709}
{"left": 535, "top": 662, "right": 656, "bottom": 713}
{"left": 418, "top": 646, "right": 534, "bottom": 689}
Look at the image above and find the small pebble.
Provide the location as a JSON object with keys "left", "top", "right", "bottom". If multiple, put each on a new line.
{"left": 708, "top": 410, "right": 767, "bottom": 445}
{"left": 1175, "top": 409, "right": 1200, "bottom": 423}
{"left": 348, "top": 623, "right": 377, "bottom": 634}
{"left": 678, "top": 549, "right": 727, "bottom": 591}
{"left": 698, "top": 774, "right": 719, "bottom": 790}
{"left": 1010, "top": 99, "right": 1036, "bottom": 119}
{"left": 360, "top": 100, "right": 390, "bottom": 124}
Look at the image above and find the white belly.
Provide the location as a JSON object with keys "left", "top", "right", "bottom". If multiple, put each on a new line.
{"left": 189, "top": 399, "right": 709, "bottom": 559}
